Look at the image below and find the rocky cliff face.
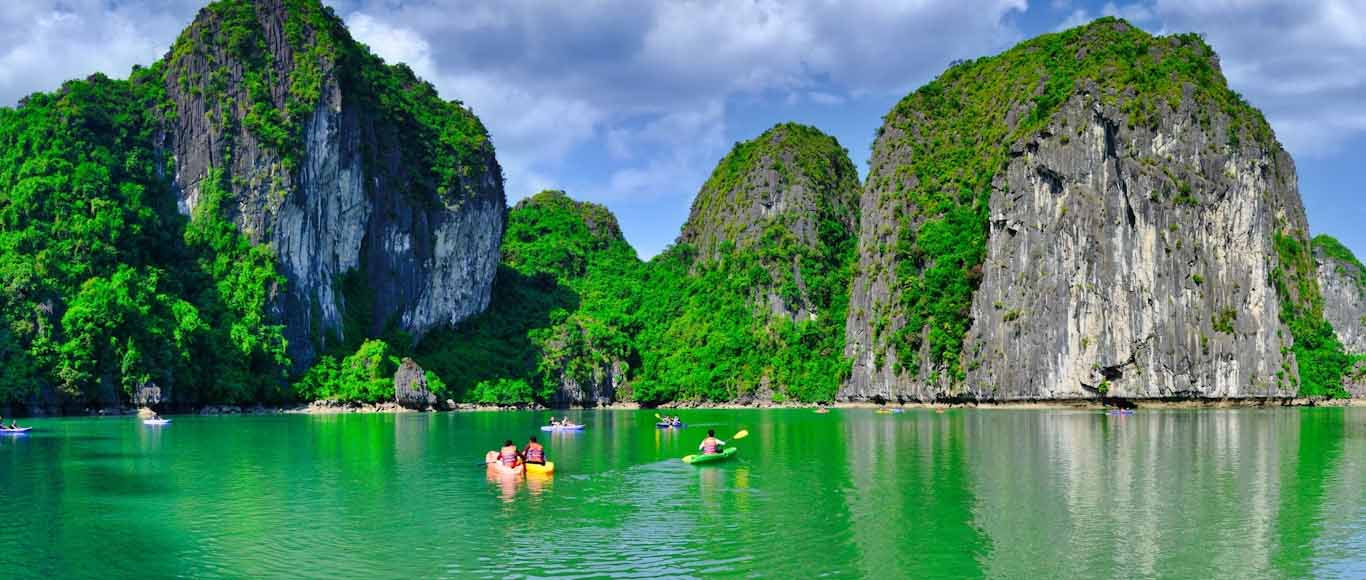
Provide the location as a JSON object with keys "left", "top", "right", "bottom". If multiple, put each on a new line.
{"left": 1314, "top": 236, "right": 1366, "bottom": 353}
{"left": 680, "top": 123, "right": 861, "bottom": 320}
{"left": 162, "top": 0, "right": 503, "bottom": 368}
{"left": 1314, "top": 236, "right": 1366, "bottom": 396}
{"left": 844, "top": 19, "right": 1331, "bottom": 401}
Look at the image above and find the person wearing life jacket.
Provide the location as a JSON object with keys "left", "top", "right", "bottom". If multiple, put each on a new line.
{"left": 499, "top": 440, "right": 521, "bottom": 468}
{"left": 522, "top": 436, "right": 546, "bottom": 465}
{"left": 698, "top": 429, "right": 726, "bottom": 455}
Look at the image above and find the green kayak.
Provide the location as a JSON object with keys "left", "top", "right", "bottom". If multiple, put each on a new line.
{"left": 683, "top": 446, "right": 738, "bottom": 464}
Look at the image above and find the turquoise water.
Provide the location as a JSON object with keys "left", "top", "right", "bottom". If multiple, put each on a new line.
{"left": 2, "top": 408, "right": 1364, "bottom": 578}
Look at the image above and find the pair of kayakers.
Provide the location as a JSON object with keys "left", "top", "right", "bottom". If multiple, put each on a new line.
{"left": 548, "top": 416, "right": 577, "bottom": 428}
{"left": 494, "top": 436, "right": 549, "bottom": 468}
{"left": 666, "top": 416, "right": 682, "bottom": 427}
{"left": 0, "top": 417, "right": 20, "bottom": 431}
{"left": 698, "top": 429, "right": 726, "bottom": 455}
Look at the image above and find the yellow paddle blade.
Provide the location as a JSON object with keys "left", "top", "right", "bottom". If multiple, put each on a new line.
{"left": 732, "top": 429, "right": 749, "bottom": 440}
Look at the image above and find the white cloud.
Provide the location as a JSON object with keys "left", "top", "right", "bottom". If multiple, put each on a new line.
{"left": 602, "top": 102, "right": 729, "bottom": 202}
{"left": 340, "top": 0, "right": 1028, "bottom": 224}
{"left": 1054, "top": 1, "right": 1366, "bottom": 158}
{"left": 808, "top": 91, "right": 847, "bottom": 105}
{"left": 0, "top": 0, "right": 201, "bottom": 106}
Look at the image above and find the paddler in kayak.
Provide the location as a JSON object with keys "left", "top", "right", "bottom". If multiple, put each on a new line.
{"left": 497, "top": 440, "right": 521, "bottom": 469}
{"left": 698, "top": 429, "right": 726, "bottom": 455}
{"left": 521, "top": 436, "right": 547, "bottom": 465}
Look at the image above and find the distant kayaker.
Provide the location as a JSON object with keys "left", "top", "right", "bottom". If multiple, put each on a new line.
{"left": 698, "top": 429, "right": 726, "bottom": 455}
{"left": 522, "top": 436, "right": 546, "bottom": 465}
{"left": 499, "top": 440, "right": 521, "bottom": 468}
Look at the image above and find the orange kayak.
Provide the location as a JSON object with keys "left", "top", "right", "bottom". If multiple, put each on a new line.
{"left": 485, "top": 451, "right": 524, "bottom": 476}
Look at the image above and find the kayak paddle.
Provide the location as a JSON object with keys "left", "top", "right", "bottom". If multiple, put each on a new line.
{"left": 731, "top": 429, "right": 748, "bottom": 440}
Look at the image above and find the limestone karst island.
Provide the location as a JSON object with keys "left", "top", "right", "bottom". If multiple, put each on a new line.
{"left": 2, "top": 0, "right": 1363, "bottom": 577}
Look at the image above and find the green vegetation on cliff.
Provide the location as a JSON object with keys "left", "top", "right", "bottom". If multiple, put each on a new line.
{"left": 634, "top": 123, "right": 860, "bottom": 403}
{"left": 1272, "top": 234, "right": 1351, "bottom": 398}
{"left": 415, "top": 124, "right": 860, "bottom": 407}
{"left": 871, "top": 18, "right": 1283, "bottom": 384}
{"left": 0, "top": 73, "right": 290, "bottom": 406}
{"left": 0, "top": 0, "right": 499, "bottom": 408}
{"left": 415, "top": 191, "right": 642, "bottom": 404}
{"left": 167, "top": 0, "right": 494, "bottom": 203}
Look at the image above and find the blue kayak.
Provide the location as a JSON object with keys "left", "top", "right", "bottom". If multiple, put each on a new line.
{"left": 656, "top": 422, "right": 686, "bottom": 429}
{"left": 540, "top": 424, "right": 585, "bottom": 431}
{"left": 0, "top": 427, "right": 32, "bottom": 435}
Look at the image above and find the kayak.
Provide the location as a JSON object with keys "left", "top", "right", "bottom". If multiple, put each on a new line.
{"left": 1106, "top": 410, "right": 1136, "bottom": 416}
{"left": 0, "top": 427, "right": 32, "bottom": 434}
{"left": 485, "top": 451, "right": 524, "bottom": 476}
{"left": 143, "top": 419, "right": 171, "bottom": 425}
{"left": 655, "top": 422, "right": 686, "bottom": 429}
{"left": 683, "top": 446, "right": 738, "bottom": 465}
{"left": 540, "top": 424, "right": 585, "bottom": 431}
{"left": 525, "top": 461, "right": 555, "bottom": 475}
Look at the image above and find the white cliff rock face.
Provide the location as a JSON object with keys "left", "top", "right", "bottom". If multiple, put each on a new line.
{"left": 271, "top": 101, "right": 369, "bottom": 345}
{"left": 961, "top": 92, "right": 1301, "bottom": 400}
{"left": 843, "top": 85, "right": 1312, "bottom": 401}
{"left": 163, "top": 0, "right": 504, "bottom": 369}
{"left": 1315, "top": 249, "right": 1366, "bottom": 354}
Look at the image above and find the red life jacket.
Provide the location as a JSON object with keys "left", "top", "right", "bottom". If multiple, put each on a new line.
{"left": 500, "top": 449, "right": 519, "bottom": 467}
{"left": 525, "top": 446, "right": 544, "bottom": 462}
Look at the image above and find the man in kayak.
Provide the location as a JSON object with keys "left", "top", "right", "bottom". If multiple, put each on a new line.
{"left": 522, "top": 436, "right": 546, "bottom": 465}
{"left": 698, "top": 430, "right": 726, "bottom": 455}
{"left": 498, "top": 440, "right": 521, "bottom": 468}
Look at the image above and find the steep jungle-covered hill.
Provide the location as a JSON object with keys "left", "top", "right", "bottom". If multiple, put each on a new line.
{"left": 632, "top": 123, "right": 862, "bottom": 403}
{"left": 414, "top": 190, "right": 641, "bottom": 407}
{"left": 0, "top": 0, "right": 503, "bottom": 410}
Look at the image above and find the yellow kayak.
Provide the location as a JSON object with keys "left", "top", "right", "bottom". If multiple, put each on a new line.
{"left": 525, "top": 461, "right": 555, "bottom": 475}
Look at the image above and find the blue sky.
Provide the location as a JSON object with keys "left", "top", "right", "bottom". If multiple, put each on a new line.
{"left": 1, "top": 0, "right": 1361, "bottom": 260}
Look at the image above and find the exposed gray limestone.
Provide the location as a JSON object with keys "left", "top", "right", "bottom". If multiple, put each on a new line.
{"left": 844, "top": 86, "right": 1309, "bottom": 401}
{"left": 161, "top": 0, "right": 503, "bottom": 369}
{"left": 394, "top": 358, "right": 437, "bottom": 410}
{"left": 1315, "top": 247, "right": 1366, "bottom": 354}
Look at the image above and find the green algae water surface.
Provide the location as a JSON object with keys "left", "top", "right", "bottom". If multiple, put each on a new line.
{"left": 2, "top": 408, "right": 1364, "bottom": 578}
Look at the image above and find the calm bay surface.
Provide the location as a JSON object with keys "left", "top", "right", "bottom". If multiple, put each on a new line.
{"left": 2, "top": 408, "right": 1364, "bottom": 578}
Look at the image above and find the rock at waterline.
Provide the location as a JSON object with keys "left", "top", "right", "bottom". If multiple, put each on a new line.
{"left": 395, "top": 358, "right": 438, "bottom": 410}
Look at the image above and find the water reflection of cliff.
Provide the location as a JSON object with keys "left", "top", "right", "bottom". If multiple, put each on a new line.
{"left": 962, "top": 408, "right": 1357, "bottom": 578}
{"left": 842, "top": 411, "right": 987, "bottom": 577}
